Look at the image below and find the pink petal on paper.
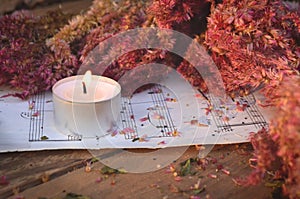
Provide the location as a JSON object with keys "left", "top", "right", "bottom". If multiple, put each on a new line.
{"left": 32, "top": 111, "right": 39, "bottom": 117}
{"left": 165, "top": 98, "right": 177, "bottom": 102}
{"left": 152, "top": 112, "right": 165, "bottom": 120}
{"left": 139, "top": 117, "right": 148, "bottom": 122}
{"left": 157, "top": 141, "right": 166, "bottom": 145}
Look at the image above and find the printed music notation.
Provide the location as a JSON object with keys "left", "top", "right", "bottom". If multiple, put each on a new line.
{"left": 208, "top": 93, "right": 268, "bottom": 135}
{"left": 0, "top": 76, "right": 274, "bottom": 152}
{"left": 24, "top": 92, "right": 82, "bottom": 142}
{"left": 23, "top": 85, "right": 268, "bottom": 142}
{"left": 119, "top": 84, "right": 177, "bottom": 140}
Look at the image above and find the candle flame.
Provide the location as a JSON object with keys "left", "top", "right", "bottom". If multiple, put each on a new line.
{"left": 82, "top": 70, "right": 92, "bottom": 94}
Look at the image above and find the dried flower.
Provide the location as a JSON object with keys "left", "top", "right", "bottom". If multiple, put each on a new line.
{"left": 138, "top": 134, "right": 150, "bottom": 142}
{"left": 242, "top": 76, "right": 300, "bottom": 198}
{"left": 157, "top": 140, "right": 167, "bottom": 145}
{"left": 0, "top": 176, "right": 9, "bottom": 186}
{"left": 147, "top": 0, "right": 210, "bottom": 36}
{"left": 139, "top": 117, "right": 149, "bottom": 122}
{"left": 174, "top": 176, "right": 182, "bottom": 182}
{"left": 152, "top": 112, "right": 165, "bottom": 120}
{"left": 120, "top": 127, "right": 135, "bottom": 134}
{"left": 0, "top": 10, "right": 72, "bottom": 98}
{"left": 41, "top": 172, "right": 50, "bottom": 183}
{"left": 221, "top": 168, "right": 230, "bottom": 175}
{"left": 207, "top": 173, "right": 217, "bottom": 179}
{"left": 85, "top": 162, "right": 92, "bottom": 173}
{"left": 165, "top": 98, "right": 177, "bottom": 102}
{"left": 205, "top": 0, "right": 299, "bottom": 104}
{"left": 28, "top": 101, "right": 35, "bottom": 110}
{"left": 190, "top": 196, "right": 201, "bottom": 199}
{"left": 32, "top": 111, "right": 39, "bottom": 117}
{"left": 95, "top": 177, "right": 102, "bottom": 183}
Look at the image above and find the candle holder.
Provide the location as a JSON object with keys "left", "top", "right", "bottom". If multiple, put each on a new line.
{"left": 52, "top": 75, "right": 121, "bottom": 138}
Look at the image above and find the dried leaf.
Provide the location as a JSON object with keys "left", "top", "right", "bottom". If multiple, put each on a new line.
{"left": 180, "top": 159, "right": 191, "bottom": 176}
{"left": 100, "top": 166, "right": 126, "bottom": 174}
{"left": 40, "top": 135, "right": 49, "bottom": 140}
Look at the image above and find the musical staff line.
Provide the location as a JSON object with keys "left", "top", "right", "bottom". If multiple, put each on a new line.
{"left": 209, "top": 95, "right": 233, "bottom": 133}
{"left": 120, "top": 98, "right": 138, "bottom": 139}
{"left": 28, "top": 92, "right": 81, "bottom": 142}
{"left": 208, "top": 93, "right": 267, "bottom": 133}
{"left": 150, "top": 85, "right": 175, "bottom": 137}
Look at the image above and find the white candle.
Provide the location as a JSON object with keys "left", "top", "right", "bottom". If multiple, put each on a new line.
{"left": 52, "top": 71, "right": 121, "bottom": 137}
{"left": 53, "top": 76, "right": 119, "bottom": 103}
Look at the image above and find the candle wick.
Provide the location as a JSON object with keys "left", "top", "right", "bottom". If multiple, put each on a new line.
{"left": 82, "top": 82, "right": 87, "bottom": 94}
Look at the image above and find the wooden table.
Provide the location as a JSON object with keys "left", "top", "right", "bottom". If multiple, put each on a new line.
{"left": 0, "top": 144, "right": 273, "bottom": 199}
{"left": 0, "top": 1, "right": 273, "bottom": 198}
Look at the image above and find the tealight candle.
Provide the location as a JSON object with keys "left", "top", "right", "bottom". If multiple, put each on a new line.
{"left": 52, "top": 71, "right": 121, "bottom": 137}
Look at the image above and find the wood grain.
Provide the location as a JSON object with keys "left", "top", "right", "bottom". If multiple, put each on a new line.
{"left": 0, "top": 145, "right": 273, "bottom": 199}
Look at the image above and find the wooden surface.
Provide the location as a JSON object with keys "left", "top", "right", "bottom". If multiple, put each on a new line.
{"left": 0, "top": 0, "right": 92, "bottom": 15}
{"left": 30, "top": 0, "right": 93, "bottom": 16}
{"left": 0, "top": 145, "right": 273, "bottom": 199}
{"left": 0, "top": 1, "right": 274, "bottom": 199}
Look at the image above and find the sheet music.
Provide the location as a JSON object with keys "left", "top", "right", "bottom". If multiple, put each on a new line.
{"left": 0, "top": 76, "right": 275, "bottom": 152}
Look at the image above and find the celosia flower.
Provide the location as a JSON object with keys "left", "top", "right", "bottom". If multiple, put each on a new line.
{"left": 204, "top": 0, "right": 299, "bottom": 104}
{"left": 242, "top": 76, "right": 300, "bottom": 198}
{"left": 0, "top": 10, "right": 73, "bottom": 98}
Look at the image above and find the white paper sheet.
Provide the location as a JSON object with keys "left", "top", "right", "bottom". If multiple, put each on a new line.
{"left": 0, "top": 75, "right": 275, "bottom": 152}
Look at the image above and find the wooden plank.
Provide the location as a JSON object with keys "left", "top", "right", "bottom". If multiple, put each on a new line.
{"left": 0, "top": 0, "right": 20, "bottom": 15}
{"left": 0, "top": 0, "right": 92, "bottom": 16}
{"left": 31, "top": 0, "right": 92, "bottom": 16}
{"left": 0, "top": 145, "right": 273, "bottom": 199}
{"left": 0, "top": 150, "right": 93, "bottom": 198}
